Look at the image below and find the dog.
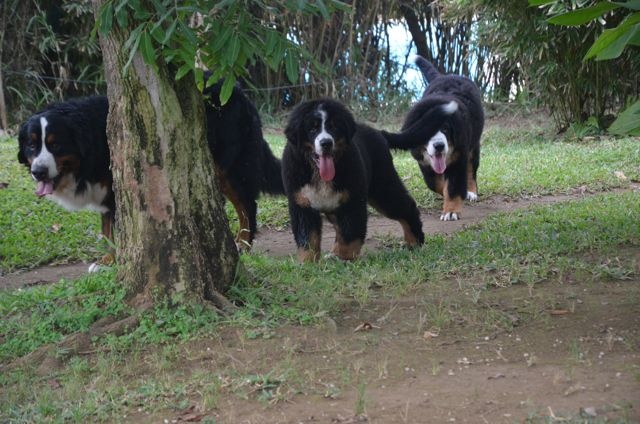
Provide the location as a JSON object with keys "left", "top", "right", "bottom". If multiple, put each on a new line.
{"left": 403, "top": 55, "right": 484, "bottom": 221}
{"left": 282, "top": 98, "right": 458, "bottom": 262}
{"left": 17, "top": 81, "right": 283, "bottom": 263}
{"left": 203, "top": 77, "right": 284, "bottom": 249}
{"left": 17, "top": 96, "right": 115, "bottom": 266}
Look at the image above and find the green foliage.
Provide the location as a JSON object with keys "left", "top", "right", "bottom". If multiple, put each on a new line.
{"left": 96, "top": 0, "right": 349, "bottom": 103}
{"left": 608, "top": 99, "right": 640, "bottom": 135}
{"left": 1, "top": 0, "right": 105, "bottom": 127}
{"left": 530, "top": 0, "right": 640, "bottom": 135}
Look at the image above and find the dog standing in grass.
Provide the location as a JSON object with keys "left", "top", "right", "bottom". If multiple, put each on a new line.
{"left": 282, "top": 97, "right": 458, "bottom": 262}
{"left": 403, "top": 55, "right": 485, "bottom": 221}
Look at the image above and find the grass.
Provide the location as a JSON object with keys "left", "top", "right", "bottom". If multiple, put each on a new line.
{"left": 1, "top": 127, "right": 639, "bottom": 422}
{"left": 2, "top": 130, "right": 639, "bottom": 272}
{"left": 1, "top": 191, "right": 637, "bottom": 363}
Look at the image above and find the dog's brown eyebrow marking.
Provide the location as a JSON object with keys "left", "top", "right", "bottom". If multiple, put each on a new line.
{"left": 30, "top": 133, "right": 38, "bottom": 142}
{"left": 46, "top": 134, "right": 56, "bottom": 144}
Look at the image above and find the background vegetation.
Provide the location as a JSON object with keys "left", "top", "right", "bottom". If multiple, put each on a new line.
{"left": 1, "top": 0, "right": 637, "bottom": 131}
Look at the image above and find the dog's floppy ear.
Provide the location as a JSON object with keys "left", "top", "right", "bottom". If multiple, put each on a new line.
{"left": 333, "top": 103, "right": 356, "bottom": 142}
{"left": 17, "top": 122, "right": 29, "bottom": 164}
{"left": 284, "top": 102, "right": 312, "bottom": 146}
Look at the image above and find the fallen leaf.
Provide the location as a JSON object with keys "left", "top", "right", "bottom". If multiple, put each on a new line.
{"left": 48, "top": 379, "right": 62, "bottom": 389}
{"left": 423, "top": 330, "right": 439, "bottom": 340}
{"left": 181, "top": 413, "right": 207, "bottom": 422}
{"left": 564, "top": 383, "right": 586, "bottom": 396}
{"left": 353, "top": 322, "right": 379, "bottom": 332}
{"left": 488, "top": 373, "right": 505, "bottom": 380}
{"left": 51, "top": 223, "right": 62, "bottom": 233}
{"left": 0, "top": 182, "right": 8, "bottom": 189}
{"left": 580, "top": 406, "right": 597, "bottom": 418}
{"left": 614, "top": 171, "right": 628, "bottom": 181}
{"left": 550, "top": 309, "right": 570, "bottom": 316}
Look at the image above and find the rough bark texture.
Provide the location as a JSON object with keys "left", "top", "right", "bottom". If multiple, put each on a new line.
{"left": 93, "top": 1, "right": 238, "bottom": 306}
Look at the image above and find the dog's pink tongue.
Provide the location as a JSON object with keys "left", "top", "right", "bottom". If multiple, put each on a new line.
{"left": 432, "top": 154, "right": 447, "bottom": 174}
{"left": 35, "top": 181, "right": 54, "bottom": 197}
{"left": 318, "top": 155, "right": 335, "bottom": 181}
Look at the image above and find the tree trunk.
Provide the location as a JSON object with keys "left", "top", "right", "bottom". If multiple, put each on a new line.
{"left": 93, "top": 1, "right": 238, "bottom": 308}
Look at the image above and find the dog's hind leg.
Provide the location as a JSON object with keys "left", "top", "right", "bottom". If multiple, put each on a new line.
{"left": 99, "top": 211, "right": 115, "bottom": 265}
{"left": 370, "top": 189, "right": 424, "bottom": 248}
{"left": 217, "top": 169, "right": 255, "bottom": 251}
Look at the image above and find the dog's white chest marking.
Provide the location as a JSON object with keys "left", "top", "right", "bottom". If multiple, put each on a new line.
{"left": 50, "top": 174, "right": 110, "bottom": 213}
{"left": 301, "top": 182, "right": 343, "bottom": 211}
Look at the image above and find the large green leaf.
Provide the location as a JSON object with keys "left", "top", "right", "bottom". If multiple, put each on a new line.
{"left": 595, "top": 24, "right": 640, "bottom": 59}
{"left": 608, "top": 100, "right": 640, "bottom": 136}
{"left": 549, "top": 3, "right": 619, "bottom": 26}
{"left": 612, "top": 0, "right": 640, "bottom": 10}
{"left": 584, "top": 12, "right": 640, "bottom": 59}
{"left": 139, "top": 30, "right": 156, "bottom": 67}
{"left": 219, "top": 74, "right": 237, "bottom": 106}
{"left": 284, "top": 50, "right": 299, "bottom": 84}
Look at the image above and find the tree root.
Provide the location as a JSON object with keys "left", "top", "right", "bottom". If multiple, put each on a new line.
{"left": 7, "top": 314, "right": 142, "bottom": 376}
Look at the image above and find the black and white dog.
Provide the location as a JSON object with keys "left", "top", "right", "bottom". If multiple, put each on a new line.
{"left": 403, "top": 55, "right": 484, "bottom": 221}
{"left": 17, "top": 96, "right": 115, "bottom": 264}
{"left": 17, "top": 81, "right": 284, "bottom": 267}
{"left": 282, "top": 98, "right": 458, "bottom": 262}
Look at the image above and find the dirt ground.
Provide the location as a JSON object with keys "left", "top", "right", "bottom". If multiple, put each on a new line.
{"left": 2, "top": 188, "right": 639, "bottom": 423}
{"left": 193, "top": 280, "right": 640, "bottom": 423}
{"left": 3, "top": 187, "right": 635, "bottom": 289}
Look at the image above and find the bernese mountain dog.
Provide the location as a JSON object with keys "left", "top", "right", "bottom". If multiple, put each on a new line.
{"left": 403, "top": 55, "right": 485, "bottom": 221}
{"left": 203, "top": 77, "right": 284, "bottom": 249}
{"left": 17, "top": 96, "right": 115, "bottom": 266}
{"left": 17, "top": 81, "right": 283, "bottom": 262}
{"left": 282, "top": 98, "right": 458, "bottom": 262}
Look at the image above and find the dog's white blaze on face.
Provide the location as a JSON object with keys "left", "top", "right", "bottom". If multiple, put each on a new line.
{"left": 426, "top": 131, "right": 448, "bottom": 158}
{"left": 31, "top": 117, "right": 58, "bottom": 179}
{"left": 49, "top": 174, "right": 110, "bottom": 213}
{"left": 314, "top": 109, "right": 334, "bottom": 155}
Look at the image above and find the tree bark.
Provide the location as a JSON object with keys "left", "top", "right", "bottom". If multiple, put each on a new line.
{"left": 399, "top": 1, "right": 431, "bottom": 61}
{"left": 93, "top": 1, "right": 238, "bottom": 308}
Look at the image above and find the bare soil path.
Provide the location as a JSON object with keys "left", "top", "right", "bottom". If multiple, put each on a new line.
{"left": 1, "top": 186, "right": 636, "bottom": 290}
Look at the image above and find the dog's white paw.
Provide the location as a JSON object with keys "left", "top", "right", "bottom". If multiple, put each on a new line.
{"left": 466, "top": 191, "right": 478, "bottom": 202}
{"left": 88, "top": 262, "right": 101, "bottom": 273}
{"left": 440, "top": 212, "right": 459, "bottom": 221}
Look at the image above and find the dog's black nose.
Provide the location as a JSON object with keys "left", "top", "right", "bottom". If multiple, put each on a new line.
{"left": 31, "top": 166, "right": 49, "bottom": 181}
{"left": 433, "top": 142, "right": 446, "bottom": 153}
{"left": 319, "top": 138, "right": 334, "bottom": 152}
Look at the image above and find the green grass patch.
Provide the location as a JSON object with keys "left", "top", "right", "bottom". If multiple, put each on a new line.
{"left": 232, "top": 191, "right": 639, "bottom": 325}
{"left": 3, "top": 192, "right": 636, "bottom": 362}
{"left": 0, "top": 269, "right": 127, "bottom": 361}
{"left": 2, "top": 131, "right": 638, "bottom": 271}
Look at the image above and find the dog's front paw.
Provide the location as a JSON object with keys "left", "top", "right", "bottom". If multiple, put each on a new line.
{"left": 440, "top": 212, "right": 459, "bottom": 221}
{"left": 466, "top": 191, "right": 478, "bottom": 202}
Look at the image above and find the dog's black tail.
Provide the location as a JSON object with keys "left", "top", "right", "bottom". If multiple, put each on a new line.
{"left": 412, "top": 55, "right": 440, "bottom": 83}
{"left": 261, "top": 142, "right": 285, "bottom": 195}
{"left": 382, "top": 99, "right": 458, "bottom": 150}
